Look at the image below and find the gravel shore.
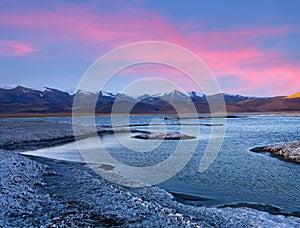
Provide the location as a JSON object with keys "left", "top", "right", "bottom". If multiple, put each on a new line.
{"left": 1, "top": 120, "right": 300, "bottom": 227}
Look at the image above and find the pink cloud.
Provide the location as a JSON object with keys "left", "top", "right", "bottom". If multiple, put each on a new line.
{"left": 0, "top": 3, "right": 298, "bottom": 96}
{"left": 0, "top": 41, "right": 36, "bottom": 56}
{"left": 0, "top": 7, "right": 181, "bottom": 47}
{"left": 180, "top": 27, "right": 299, "bottom": 96}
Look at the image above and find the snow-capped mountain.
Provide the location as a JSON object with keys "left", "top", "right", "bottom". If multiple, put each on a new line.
{"left": 0, "top": 85, "right": 19, "bottom": 90}
{"left": 0, "top": 85, "right": 299, "bottom": 114}
{"left": 101, "top": 91, "right": 117, "bottom": 98}
{"left": 207, "top": 93, "right": 256, "bottom": 103}
{"left": 139, "top": 89, "right": 205, "bottom": 103}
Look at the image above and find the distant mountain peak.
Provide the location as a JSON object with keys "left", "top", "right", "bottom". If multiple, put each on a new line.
{"left": 188, "top": 91, "right": 205, "bottom": 98}
{"left": 163, "top": 89, "right": 188, "bottom": 97}
{"left": 284, "top": 92, "right": 300, "bottom": 99}
{"left": 40, "top": 87, "right": 51, "bottom": 92}
{"left": 76, "top": 89, "right": 98, "bottom": 95}
{"left": 0, "top": 84, "right": 19, "bottom": 90}
{"left": 101, "top": 91, "right": 117, "bottom": 98}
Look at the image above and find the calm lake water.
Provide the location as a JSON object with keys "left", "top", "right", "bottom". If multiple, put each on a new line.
{"left": 15, "top": 114, "right": 300, "bottom": 215}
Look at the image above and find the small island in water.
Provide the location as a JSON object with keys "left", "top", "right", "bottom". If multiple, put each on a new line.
{"left": 251, "top": 142, "right": 300, "bottom": 164}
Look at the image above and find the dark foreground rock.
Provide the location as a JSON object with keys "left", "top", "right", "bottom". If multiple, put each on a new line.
{"left": 251, "top": 142, "right": 300, "bottom": 164}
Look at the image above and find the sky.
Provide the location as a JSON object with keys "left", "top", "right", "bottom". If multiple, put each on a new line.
{"left": 0, "top": 0, "right": 299, "bottom": 96}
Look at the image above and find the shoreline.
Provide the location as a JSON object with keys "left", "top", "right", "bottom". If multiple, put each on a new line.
{"left": 1, "top": 120, "right": 300, "bottom": 226}
{"left": 1, "top": 111, "right": 300, "bottom": 118}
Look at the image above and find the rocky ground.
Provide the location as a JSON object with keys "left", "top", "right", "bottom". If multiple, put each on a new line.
{"left": 1, "top": 120, "right": 300, "bottom": 227}
{"left": 251, "top": 142, "right": 300, "bottom": 164}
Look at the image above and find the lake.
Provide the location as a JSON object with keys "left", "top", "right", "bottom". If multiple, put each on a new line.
{"left": 17, "top": 114, "right": 300, "bottom": 216}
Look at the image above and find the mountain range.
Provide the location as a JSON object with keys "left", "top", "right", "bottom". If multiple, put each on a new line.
{"left": 0, "top": 85, "right": 299, "bottom": 115}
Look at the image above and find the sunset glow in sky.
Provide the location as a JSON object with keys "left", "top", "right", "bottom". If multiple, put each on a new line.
{"left": 0, "top": 0, "right": 299, "bottom": 96}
